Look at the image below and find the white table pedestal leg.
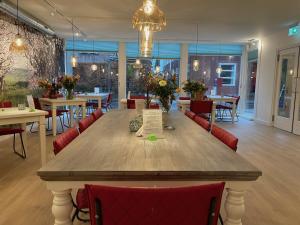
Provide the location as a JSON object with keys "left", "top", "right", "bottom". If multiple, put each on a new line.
{"left": 224, "top": 188, "right": 245, "bottom": 225}
{"left": 52, "top": 190, "right": 73, "bottom": 225}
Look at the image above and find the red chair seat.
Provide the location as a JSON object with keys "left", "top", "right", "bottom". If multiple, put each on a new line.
{"left": 130, "top": 95, "right": 145, "bottom": 99}
{"left": 127, "top": 99, "right": 136, "bottom": 109}
{"left": 53, "top": 127, "right": 79, "bottom": 155}
{"left": 78, "top": 116, "right": 95, "bottom": 133}
{"left": 149, "top": 103, "right": 159, "bottom": 109}
{"left": 185, "top": 110, "right": 196, "bottom": 120}
{"left": 0, "top": 101, "right": 13, "bottom": 108}
{"left": 211, "top": 125, "right": 238, "bottom": 151}
{"left": 194, "top": 116, "right": 211, "bottom": 131}
{"left": 179, "top": 97, "right": 191, "bottom": 100}
{"left": 0, "top": 127, "right": 24, "bottom": 136}
{"left": 92, "top": 109, "right": 104, "bottom": 120}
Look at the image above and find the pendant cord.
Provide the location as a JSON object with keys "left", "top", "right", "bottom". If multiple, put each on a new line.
{"left": 17, "top": 0, "right": 19, "bottom": 34}
{"left": 72, "top": 19, "right": 75, "bottom": 55}
{"left": 196, "top": 24, "right": 199, "bottom": 57}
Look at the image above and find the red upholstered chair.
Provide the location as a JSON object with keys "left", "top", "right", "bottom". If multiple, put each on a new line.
{"left": 78, "top": 115, "right": 95, "bottom": 133}
{"left": 53, "top": 127, "right": 79, "bottom": 155}
{"left": 190, "top": 100, "right": 213, "bottom": 121}
{"left": 85, "top": 183, "right": 225, "bottom": 225}
{"left": 31, "top": 97, "right": 64, "bottom": 133}
{"left": 52, "top": 127, "right": 88, "bottom": 222}
{"left": 179, "top": 96, "right": 191, "bottom": 100}
{"left": 0, "top": 101, "right": 26, "bottom": 158}
{"left": 185, "top": 110, "right": 196, "bottom": 120}
{"left": 92, "top": 109, "right": 104, "bottom": 120}
{"left": 130, "top": 95, "right": 146, "bottom": 99}
{"left": 127, "top": 99, "right": 136, "bottom": 109}
{"left": 211, "top": 125, "right": 238, "bottom": 151}
{"left": 216, "top": 96, "right": 240, "bottom": 120}
{"left": 149, "top": 103, "right": 160, "bottom": 109}
{"left": 102, "top": 93, "right": 112, "bottom": 111}
{"left": 194, "top": 115, "right": 211, "bottom": 131}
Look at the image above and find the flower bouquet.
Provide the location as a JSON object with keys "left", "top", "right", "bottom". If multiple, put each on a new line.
{"left": 182, "top": 80, "right": 207, "bottom": 100}
{"left": 38, "top": 79, "right": 52, "bottom": 98}
{"left": 60, "top": 75, "right": 80, "bottom": 100}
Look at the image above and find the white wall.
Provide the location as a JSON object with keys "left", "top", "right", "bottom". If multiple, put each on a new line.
{"left": 255, "top": 30, "right": 300, "bottom": 125}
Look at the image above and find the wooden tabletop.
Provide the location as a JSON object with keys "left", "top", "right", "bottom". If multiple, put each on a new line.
{"left": 38, "top": 110, "right": 261, "bottom": 182}
{"left": 0, "top": 108, "right": 48, "bottom": 119}
{"left": 39, "top": 98, "right": 86, "bottom": 104}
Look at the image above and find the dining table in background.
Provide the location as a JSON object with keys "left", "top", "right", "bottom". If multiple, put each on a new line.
{"left": 76, "top": 92, "right": 109, "bottom": 109}
{"left": 39, "top": 98, "right": 87, "bottom": 137}
{"left": 177, "top": 95, "right": 238, "bottom": 123}
{"left": 38, "top": 110, "right": 262, "bottom": 225}
{"left": 0, "top": 107, "right": 48, "bottom": 165}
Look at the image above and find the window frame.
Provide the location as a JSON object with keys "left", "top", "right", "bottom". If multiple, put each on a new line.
{"left": 218, "top": 63, "right": 237, "bottom": 86}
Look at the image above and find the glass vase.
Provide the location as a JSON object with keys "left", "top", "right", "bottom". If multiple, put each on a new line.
{"left": 66, "top": 89, "right": 74, "bottom": 100}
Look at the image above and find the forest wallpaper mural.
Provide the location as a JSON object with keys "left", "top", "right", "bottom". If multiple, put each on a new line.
{"left": 0, "top": 11, "right": 64, "bottom": 105}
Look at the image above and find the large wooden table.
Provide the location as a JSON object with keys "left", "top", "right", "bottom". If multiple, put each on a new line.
{"left": 0, "top": 107, "right": 48, "bottom": 165}
{"left": 39, "top": 98, "right": 87, "bottom": 136}
{"left": 177, "top": 95, "right": 238, "bottom": 123}
{"left": 38, "top": 110, "right": 261, "bottom": 225}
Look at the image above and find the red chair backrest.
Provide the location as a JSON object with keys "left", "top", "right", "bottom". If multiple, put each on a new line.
{"left": 211, "top": 125, "right": 238, "bottom": 151}
{"left": 185, "top": 110, "right": 196, "bottom": 120}
{"left": 79, "top": 116, "right": 96, "bottom": 133}
{"left": 190, "top": 100, "right": 213, "bottom": 114}
{"left": 92, "top": 109, "right": 104, "bottom": 120}
{"left": 194, "top": 115, "right": 211, "bottom": 131}
{"left": 53, "top": 127, "right": 79, "bottom": 155}
{"left": 107, "top": 93, "right": 112, "bottom": 104}
{"left": 33, "top": 98, "right": 42, "bottom": 110}
{"left": 127, "top": 99, "right": 136, "bottom": 109}
{"left": 130, "top": 95, "right": 145, "bottom": 100}
{"left": 0, "top": 101, "right": 12, "bottom": 108}
{"left": 179, "top": 97, "right": 191, "bottom": 100}
{"left": 149, "top": 103, "right": 159, "bottom": 109}
{"left": 86, "top": 183, "right": 225, "bottom": 225}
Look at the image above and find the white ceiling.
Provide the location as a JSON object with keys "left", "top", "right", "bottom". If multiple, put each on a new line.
{"left": 6, "top": 0, "right": 300, "bottom": 43}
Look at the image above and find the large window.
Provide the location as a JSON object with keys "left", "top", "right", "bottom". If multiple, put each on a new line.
{"left": 65, "top": 41, "right": 119, "bottom": 108}
{"left": 218, "top": 63, "right": 236, "bottom": 86}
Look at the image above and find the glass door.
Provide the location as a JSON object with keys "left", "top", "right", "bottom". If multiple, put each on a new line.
{"left": 244, "top": 60, "right": 257, "bottom": 118}
{"left": 274, "top": 47, "right": 299, "bottom": 132}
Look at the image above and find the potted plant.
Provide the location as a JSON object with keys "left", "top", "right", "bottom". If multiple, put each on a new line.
{"left": 182, "top": 80, "right": 207, "bottom": 100}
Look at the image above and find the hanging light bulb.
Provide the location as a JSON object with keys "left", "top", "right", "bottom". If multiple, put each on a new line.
{"left": 91, "top": 40, "right": 98, "bottom": 71}
{"left": 193, "top": 59, "right": 200, "bottom": 72}
{"left": 9, "top": 0, "right": 28, "bottom": 52}
{"left": 216, "top": 66, "right": 223, "bottom": 74}
{"left": 140, "top": 25, "right": 153, "bottom": 57}
{"left": 91, "top": 64, "right": 98, "bottom": 71}
{"left": 71, "top": 55, "right": 77, "bottom": 68}
{"left": 192, "top": 24, "right": 200, "bottom": 72}
{"left": 155, "top": 65, "right": 160, "bottom": 73}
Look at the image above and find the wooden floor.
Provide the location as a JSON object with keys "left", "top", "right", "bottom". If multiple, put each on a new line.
{"left": 0, "top": 116, "right": 300, "bottom": 225}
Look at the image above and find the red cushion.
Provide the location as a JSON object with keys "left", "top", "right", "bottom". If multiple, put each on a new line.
{"left": 184, "top": 110, "right": 196, "bottom": 120}
{"left": 179, "top": 97, "right": 191, "bottom": 100}
{"left": 76, "top": 188, "right": 89, "bottom": 209}
{"left": 53, "top": 127, "right": 79, "bottom": 155}
{"left": 130, "top": 95, "right": 145, "bottom": 99}
{"left": 92, "top": 109, "right": 104, "bottom": 120}
{"left": 194, "top": 116, "right": 211, "bottom": 131}
{"left": 190, "top": 100, "right": 213, "bottom": 114}
{"left": 79, "top": 116, "right": 95, "bottom": 133}
{"left": 211, "top": 125, "right": 238, "bottom": 151}
{"left": 127, "top": 99, "right": 136, "bottom": 109}
{"left": 86, "top": 183, "right": 225, "bottom": 225}
{"left": 0, "top": 101, "right": 12, "bottom": 108}
{"left": 0, "top": 127, "right": 24, "bottom": 136}
{"left": 149, "top": 103, "right": 159, "bottom": 109}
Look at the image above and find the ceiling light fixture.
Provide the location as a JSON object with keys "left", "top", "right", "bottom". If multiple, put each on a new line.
{"left": 132, "top": 0, "right": 166, "bottom": 57}
{"left": 216, "top": 43, "right": 223, "bottom": 75}
{"left": 9, "top": 0, "right": 28, "bottom": 53}
{"left": 192, "top": 24, "right": 200, "bottom": 72}
{"left": 91, "top": 40, "right": 98, "bottom": 71}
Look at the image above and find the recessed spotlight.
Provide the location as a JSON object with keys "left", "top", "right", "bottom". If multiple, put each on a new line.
{"left": 75, "top": 32, "right": 80, "bottom": 37}
{"left": 50, "top": 12, "right": 55, "bottom": 16}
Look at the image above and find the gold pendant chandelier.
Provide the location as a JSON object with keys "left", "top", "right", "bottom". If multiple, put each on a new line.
{"left": 132, "top": 0, "right": 166, "bottom": 57}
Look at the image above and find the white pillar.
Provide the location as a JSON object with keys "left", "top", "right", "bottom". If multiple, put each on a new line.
{"left": 180, "top": 43, "right": 188, "bottom": 91}
{"left": 118, "top": 42, "right": 126, "bottom": 109}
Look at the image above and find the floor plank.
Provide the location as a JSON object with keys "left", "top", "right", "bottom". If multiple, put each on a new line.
{"left": 0, "top": 117, "right": 299, "bottom": 225}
